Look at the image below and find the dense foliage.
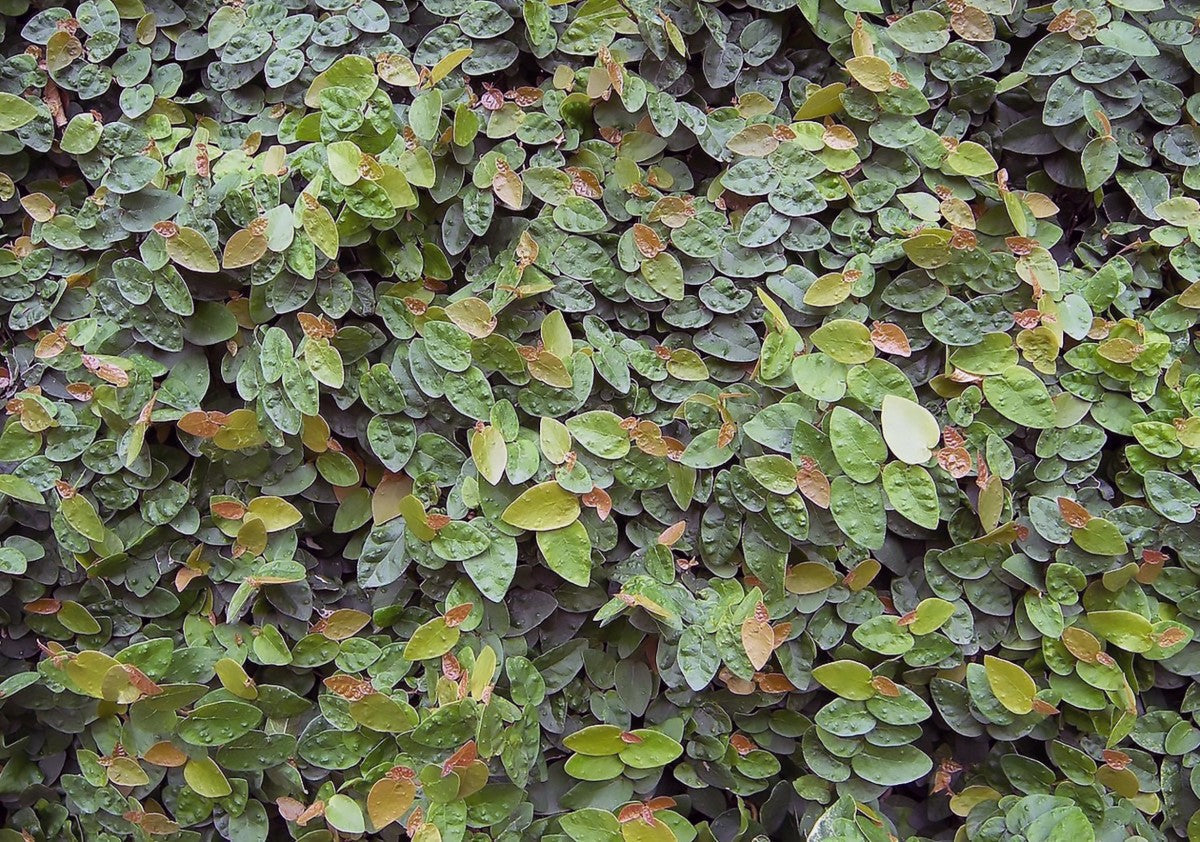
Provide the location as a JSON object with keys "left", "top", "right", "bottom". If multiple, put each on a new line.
{"left": 6, "top": 0, "right": 1200, "bottom": 839}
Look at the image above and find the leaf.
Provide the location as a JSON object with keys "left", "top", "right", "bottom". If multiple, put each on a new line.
{"left": 908, "top": 598, "right": 956, "bottom": 635}
{"left": 982, "top": 366, "right": 1055, "bottom": 429}
{"left": 0, "top": 94, "right": 38, "bottom": 131}
{"left": 367, "top": 778, "right": 415, "bottom": 828}
{"left": 0, "top": 474, "right": 44, "bottom": 503}
{"left": 246, "top": 497, "right": 303, "bottom": 531}
{"left": 536, "top": 520, "right": 592, "bottom": 585}
{"left": 492, "top": 161, "right": 524, "bottom": 209}
{"left": 183, "top": 756, "right": 232, "bottom": 798}
{"left": 470, "top": 425, "right": 508, "bottom": 485}
{"left": 984, "top": 655, "right": 1036, "bottom": 714}
{"left": 641, "top": 251, "right": 684, "bottom": 301}
{"left": 882, "top": 462, "right": 940, "bottom": 529}
{"left": 403, "top": 616, "right": 460, "bottom": 660}
{"left": 741, "top": 610, "right": 774, "bottom": 670}
{"left": 166, "top": 227, "right": 220, "bottom": 273}
{"left": 222, "top": 228, "right": 267, "bottom": 269}
{"left": 812, "top": 660, "right": 875, "bottom": 700}
{"left": 1072, "top": 518, "right": 1128, "bottom": 555}
{"left": 429, "top": 47, "right": 473, "bottom": 84}
{"left": 501, "top": 482, "right": 580, "bottom": 531}
{"left": 61, "top": 494, "right": 105, "bottom": 541}
{"left": 880, "top": 395, "right": 939, "bottom": 464}
{"left": 830, "top": 407, "right": 886, "bottom": 483}
{"left": 566, "top": 411, "right": 630, "bottom": 459}
{"left": 945, "top": 141, "right": 998, "bottom": 177}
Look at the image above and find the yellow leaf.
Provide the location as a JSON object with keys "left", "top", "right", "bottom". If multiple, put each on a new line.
{"left": 429, "top": 47, "right": 473, "bottom": 85}
{"left": 846, "top": 56, "right": 892, "bottom": 92}
{"left": 983, "top": 654, "right": 1036, "bottom": 714}
{"left": 741, "top": 612, "right": 774, "bottom": 670}
{"left": 501, "top": 481, "right": 580, "bottom": 531}
{"left": 367, "top": 777, "right": 416, "bottom": 828}
{"left": 222, "top": 228, "right": 267, "bottom": 269}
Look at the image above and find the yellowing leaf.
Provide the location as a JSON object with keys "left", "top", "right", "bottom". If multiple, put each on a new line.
{"left": 166, "top": 227, "right": 219, "bottom": 273}
{"left": 429, "top": 47, "right": 473, "bottom": 84}
{"left": 246, "top": 496, "right": 303, "bottom": 531}
{"left": 492, "top": 162, "right": 524, "bottom": 209}
{"left": 501, "top": 482, "right": 580, "bottom": 531}
{"left": 880, "top": 394, "right": 940, "bottom": 465}
{"left": 222, "top": 228, "right": 267, "bottom": 269}
{"left": 536, "top": 520, "right": 592, "bottom": 585}
{"left": 812, "top": 660, "right": 874, "bottom": 700}
{"left": 741, "top": 611, "right": 774, "bottom": 670}
{"left": 183, "top": 756, "right": 231, "bottom": 798}
{"left": 368, "top": 777, "right": 415, "bottom": 828}
{"left": 846, "top": 56, "right": 892, "bottom": 92}
{"left": 470, "top": 425, "right": 508, "bottom": 485}
{"left": 793, "top": 82, "right": 846, "bottom": 120}
{"left": 983, "top": 654, "right": 1036, "bottom": 714}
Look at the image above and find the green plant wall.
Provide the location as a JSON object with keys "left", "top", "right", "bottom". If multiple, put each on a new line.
{"left": 0, "top": 0, "right": 1199, "bottom": 840}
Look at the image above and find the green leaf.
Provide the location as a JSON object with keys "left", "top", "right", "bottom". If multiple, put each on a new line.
{"left": 812, "top": 660, "right": 874, "bottom": 700}
{"left": 830, "top": 407, "right": 886, "bottom": 483}
{"left": 536, "top": 520, "right": 592, "bottom": 585}
{"left": 403, "top": 616, "right": 460, "bottom": 660}
{"left": 501, "top": 482, "right": 580, "bottom": 531}
{"left": 0, "top": 94, "right": 38, "bottom": 131}
{"left": 882, "top": 462, "right": 940, "bottom": 529}
{"left": 982, "top": 366, "right": 1055, "bottom": 429}
{"left": 0, "top": 475, "right": 44, "bottom": 503}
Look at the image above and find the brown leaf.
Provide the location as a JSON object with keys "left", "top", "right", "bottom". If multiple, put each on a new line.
{"left": 1102, "top": 749, "right": 1131, "bottom": 770}
{"left": 1057, "top": 497, "right": 1091, "bottom": 528}
{"left": 297, "top": 312, "right": 337, "bottom": 340}
{"left": 23, "top": 598, "right": 61, "bottom": 614}
{"left": 441, "top": 740, "right": 478, "bottom": 776}
{"left": 632, "top": 223, "right": 667, "bottom": 258}
{"left": 871, "top": 675, "right": 902, "bottom": 697}
{"left": 323, "top": 674, "right": 376, "bottom": 701}
{"left": 729, "top": 733, "right": 756, "bottom": 755}
{"left": 178, "top": 410, "right": 228, "bottom": 438}
{"left": 211, "top": 500, "right": 246, "bottom": 520}
{"left": 444, "top": 602, "right": 474, "bottom": 627}
{"left": 869, "top": 322, "right": 911, "bottom": 357}
{"left": 143, "top": 742, "right": 187, "bottom": 768}
{"left": 81, "top": 354, "right": 129, "bottom": 386}
{"left": 796, "top": 459, "right": 831, "bottom": 508}
{"left": 937, "top": 446, "right": 972, "bottom": 478}
{"left": 754, "top": 673, "right": 795, "bottom": 693}
{"left": 566, "top": 166, "right": 603, "bottom": 199}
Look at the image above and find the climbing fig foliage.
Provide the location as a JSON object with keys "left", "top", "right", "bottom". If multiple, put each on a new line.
{"left": 3, "top": 0, "right": 1200, "bottom": 839}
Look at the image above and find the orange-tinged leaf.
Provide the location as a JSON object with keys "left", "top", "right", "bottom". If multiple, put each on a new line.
{"left": 870, "top": 322, "right": 912, "bottom": 357}
{"left": 222, "top": 228, "right": 268, "bottom": 269}
{"left": 444, "top": 602, "right": 474, "bottom": 627}
{"left": 367, "top": 777, "right": 416, "bottom": 829}
{"left": 657, "top": 520, "right": 685, "bottom": 546}
{"left": 178, "top": 410, "right": 228, "bottom": 438}
{"left": 632, "top": 223, "right": 666, "bottom": 258}
{"left": 582, "top": 486, "right": 612, "bottom": 520}
{"left": 144, "top": 742, "right": 188, "bottom": 767}
{"left": 741, "top": 607, "right": 774, "bottom": 671}
{"left": 492, "top": 159, "right": 523, "bottom": 209}
{"left": 324, "top": 674, "right": 376, "bottom": 701}
{"left": 1057, "top": 497, "right": 1091, "bottom": 527}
